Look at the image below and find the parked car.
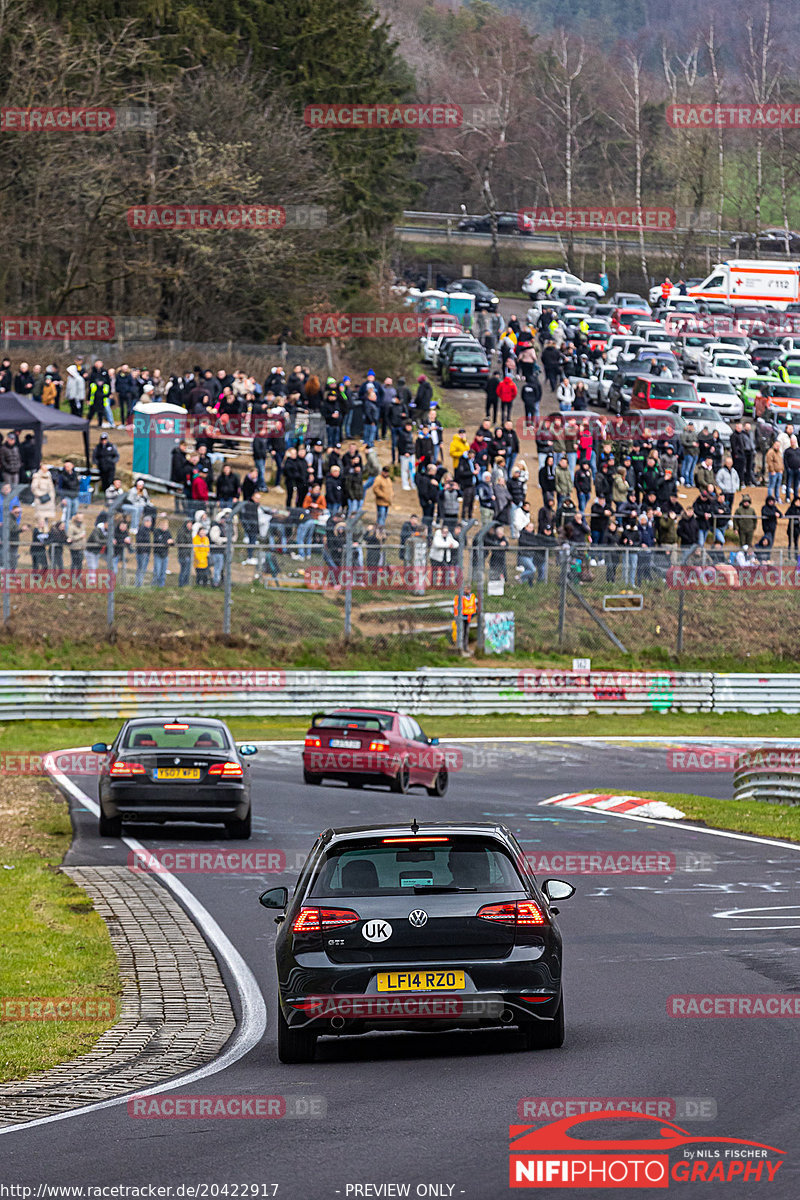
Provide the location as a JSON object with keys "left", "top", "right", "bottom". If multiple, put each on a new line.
{"left": 678, "top": 334, "right": 717, "bottom": 372}
{"left": 667, "top": 402, "right": 733, "bottom": 447}
{"left": 755, "top": 404, "right": 800, "bottom": 452}
{"left": 441, "top": 343, "right": 491, "bottom": 388}
{"left": 691, "top": 376, "right": 744, "bottom": 420}
{"left": 606, "top": 335, "right": 646, "bottom": 364}
{"left": 739, "top": 378, "right": 800, "bottom": 417}
{"left": 612, "top": 292, "right": 651, "bottom": 309}
{"left": 729, "top": 227, "right": 800, "bottom": 253}
{"left": 586, "top": 362, "right": 618, "bottom": 407}
{"left": 607, "top": 365, "right": 649, "bottom": 414}
{"left": 629, "top": 374, "right": 699, "bottom": 411}
{"left": 611, "top": 306, "right": 651, "bottom": 333}
{"left": 446, "top": 278, "right": 499, "bottom": 311}
{"left": 706, "top": 347, "right": 755, "bottom": 387}
{"left": 522, "top": 268, "right": 604, "bottom": 299}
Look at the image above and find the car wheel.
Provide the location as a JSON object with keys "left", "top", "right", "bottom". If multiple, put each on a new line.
{"left": 519, "top": 996, "right": 565, "bottom": 1050}
{"left": 277, "top": 1007, "right": 317, "bottom": 1064}
{"left": 303, "top": 769, "right": 322, "bottom": 785}
{"left": 98, "top": 813, "right": 122, "bottom": 838}
{"left": 535, "top": 289, "right": 546, "bottom": 300}
{"left": 226, "top": 809, "right": 252, "bottom": 839}
{"left": 426, "top": 767, "right": 449, "bottom": 797}
{"left": 391, "top": 761, "right": 410, "bottom": 794}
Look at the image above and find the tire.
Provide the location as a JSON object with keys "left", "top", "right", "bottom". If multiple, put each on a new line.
{"left": 391, "top": 761, "right": 410, "bottom": 794}
{"left": 98, "top": 812, "right": 122, "bottom": 838}
{"left": 303, "top": 769, "right": 322, "bottom": 785}
{"left": 277, "top": 1007, "right": 317, "bottom": 1064}
{"left": 426, "top": 767, "right": 449, "bottom": 797}
{"left": 519, "top": 996, "right": 565, "bottom": 1050}
{"left": 535, "top": 289, "right": 546, "bottom": 300}
{"left": 226, "top": 809, "right": 252, "bottom": 839}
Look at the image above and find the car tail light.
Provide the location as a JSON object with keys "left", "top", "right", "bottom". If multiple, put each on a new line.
{"left": 305, "top": 736, "right": 321, "bottom": 748}
{"left": 291, "top": 906, "right": 359, "bottom": 934}
{"left": 207, "top": 762, "right": 243, "bottom": 777}
{"left": 369, "top": 741, "right": 389, "bottom": 752}
{"left": 110, "top": 760, "right": 146, "bottom": 778}
{"left": 477, "top": 900, "right": 548, "bottom": 926}
{"left": 163, "top": 723, "right": 189, "bottom": 732}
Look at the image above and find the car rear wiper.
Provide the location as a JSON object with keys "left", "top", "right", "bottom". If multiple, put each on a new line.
{"left": 411, "top": 885, "right": 477, "bottom": 893}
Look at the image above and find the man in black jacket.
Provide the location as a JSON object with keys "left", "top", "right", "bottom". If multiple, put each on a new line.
{"left": 92, "top": 433, "right": 120, "bottom": 491}
{"left": 485, "top": 372, "right": 501, "bottom": 423}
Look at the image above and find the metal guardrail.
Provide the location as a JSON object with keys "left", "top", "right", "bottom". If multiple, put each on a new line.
{"left": 2, "top": 668, "right": 799, "bottom": 721}
{"left": 0, "top": 668, "right": 714, "bottom": 719}
{"left": 733, "top": 747, "right": 800, "bottom": 805}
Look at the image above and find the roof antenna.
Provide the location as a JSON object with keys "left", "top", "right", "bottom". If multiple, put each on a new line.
{"left": 410, "top": 817, "right": 419, "bottom": 835}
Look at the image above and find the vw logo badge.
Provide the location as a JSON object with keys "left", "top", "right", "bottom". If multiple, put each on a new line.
{"left": 174, "top": 758, "right": 180, "bottom": 765}
{"left": 409, "top": 909, "right": 428, "bottom": 928}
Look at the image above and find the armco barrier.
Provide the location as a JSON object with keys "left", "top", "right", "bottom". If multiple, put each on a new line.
{"left": 0, "top": 669, "right": 714, "bottom": 719}
{"left": 714, "top": 674, "right": 800, "bottom": 714}
{"left": 734, "top": 748, "right": 800, "bottom": 806}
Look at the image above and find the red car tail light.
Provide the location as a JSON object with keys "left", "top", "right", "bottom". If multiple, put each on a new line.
{"left": 291, "top": 906, "right": 359, "bottom": 934}
{"left": 305, "top": 736, "right": 321, "bottom": 748}
{"left": 369, "top": 741, "right": 390, "bottom": 752}
{"left": 110, "top": 760, "right": 146, "bottom": 778}
{"left": 381, "top": 836, "right": 450, "bottom": 844}
{"left": 477, "top": 900, "right": 548, "bottom": 926}
{"left": 207, "top": 762, "right": 243, "bottom": 777}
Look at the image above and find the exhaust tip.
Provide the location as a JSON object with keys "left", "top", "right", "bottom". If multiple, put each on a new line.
{"left": 330, "top": 1016, "right": 346, "bottom": 1031}
{"left": 500, "top": 1008, "right": 515, "bottom": 1024}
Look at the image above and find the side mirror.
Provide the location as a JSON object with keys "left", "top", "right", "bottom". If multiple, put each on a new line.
{"left": 542, "top": 878, "right": 576, "bottom": 902}
{"left": 238, "top": 744, "right": 258, "bottom": 756}
{"left": 259, "top": 886, "right": 288, "bottom": 911}
{"left": 91, "top": 743, "right": 109, "bottom": 754}
{"left": 429, "top": 737, "right": 439, "bottom": 746}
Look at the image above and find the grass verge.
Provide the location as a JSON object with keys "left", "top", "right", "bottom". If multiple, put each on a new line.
{"left": 0, "top": 778, "right": 120, "bottom": 1083}
{"left": 5, "top": 710, "right": 800, "bottom": 754}
{"left": 598, "top": 789, "right": 800, "bottom": 844}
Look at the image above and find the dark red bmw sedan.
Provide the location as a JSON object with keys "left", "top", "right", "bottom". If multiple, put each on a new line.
{"left": 302, "top": 709, "right": 453, "bottom": 795}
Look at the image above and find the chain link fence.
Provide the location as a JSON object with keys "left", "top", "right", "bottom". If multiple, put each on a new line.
{"left": 1, "top": 490, "right": 799, "bottom": 661}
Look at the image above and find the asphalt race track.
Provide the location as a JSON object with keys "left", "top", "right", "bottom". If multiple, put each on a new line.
{"left": 2, "top": 738, "right": 799, "bottom": 1198}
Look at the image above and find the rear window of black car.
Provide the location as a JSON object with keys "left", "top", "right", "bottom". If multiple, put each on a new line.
{"left": 121, "top": 722, "right": 229, "bottom": 750}
{"left": 313, "top": 711, "right": 394, "bottom": 731}
{"left": 309, "top": 838, "right": 525, "bottom": 896}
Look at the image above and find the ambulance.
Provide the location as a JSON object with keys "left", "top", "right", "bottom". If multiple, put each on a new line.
{"left": 689, "top": 260, "right": 800, "bottom": 309}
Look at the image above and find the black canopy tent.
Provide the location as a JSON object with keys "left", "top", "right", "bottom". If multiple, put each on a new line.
{"left": 0, "top": 393, "right": 90, "bottom": 468}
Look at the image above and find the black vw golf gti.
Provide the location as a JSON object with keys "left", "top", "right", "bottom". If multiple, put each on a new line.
{"left": 260, "top": 821, "right": 574, "bottom": 1062}
{"left": 94, "top": 717, "right": 256, "bottom": 838}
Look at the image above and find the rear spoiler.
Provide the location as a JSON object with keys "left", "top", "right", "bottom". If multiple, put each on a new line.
{"left": 311, "top": 712, "right": 384, "bottom": 732}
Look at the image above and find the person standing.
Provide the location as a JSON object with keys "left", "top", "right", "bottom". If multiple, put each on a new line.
{"left": 92, "top": 433, "right": 119, "bottom": 492}
{"left": 373, "top": 466, "right": 394, "bottom": 527}
{"left": 152, "top": 515, "right": 173, "bottom": 587}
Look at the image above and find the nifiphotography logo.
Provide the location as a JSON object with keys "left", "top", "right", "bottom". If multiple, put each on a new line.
{"left": 508, "top": 1113, "right": 784, "bottom": 1187}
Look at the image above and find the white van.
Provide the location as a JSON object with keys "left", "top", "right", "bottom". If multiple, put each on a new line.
{"left": 689, "top": 260, "right": 800, "bottom": 310}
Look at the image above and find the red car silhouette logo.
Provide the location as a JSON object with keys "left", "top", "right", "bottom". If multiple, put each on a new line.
{"left": 510, "top": 1111, "right": 783, "bottom": 1154}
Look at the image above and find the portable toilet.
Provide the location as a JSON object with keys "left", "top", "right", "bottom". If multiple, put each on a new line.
{"left": 444, "top": 291, "right": 475, "bottom": 329}
{"left": 132, "top": 401, "right": 187, "bottom": 481}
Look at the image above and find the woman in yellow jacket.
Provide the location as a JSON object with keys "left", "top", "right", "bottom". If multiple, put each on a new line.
{"left": 193, "top": 528, "right": 210, "bottom": 586}
{"left": 449, "top": 428, "right": 470, "bottom": 470}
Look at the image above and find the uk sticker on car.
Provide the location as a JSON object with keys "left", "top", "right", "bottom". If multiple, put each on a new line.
{"left": 362, "top": 919, "right": 392, "bottom": 943}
